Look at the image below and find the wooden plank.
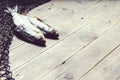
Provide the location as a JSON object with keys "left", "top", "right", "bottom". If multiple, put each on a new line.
{"left": 29, "top": 1, "right": 101, "bottom": 29}
{"left": 36, "top": 6, "right": 120, "bottom": 80}
{"left": 79, "top": 46, "right": 120, "bottom": 80}
{"left": 10, "top": 0, "right": 104, "bottom": 70}
{"left": 46, "top": 25, "right": 120, "bottom": 80}
{"left": 10, "top": 0, "right": 117, "bottom": 52}
{"left": 28, "top": 0, "right": 67, "bottom": 16}
{"left": 11, "top": 0, "right": 119, "bottom": 70}
{"left": 34, "top": 0, "right": 117, "bottom": 29}
{"left": 28, "top": 0, "right": 99, "bottom": 18}
{"left": 10, "top": 0, "right": 116, "bottom": 71}
{"left": 10, "top": 0, "right": 99, "bottom": 50}
{"left": 11, "top": 3, "right": 120, "bottom": 80}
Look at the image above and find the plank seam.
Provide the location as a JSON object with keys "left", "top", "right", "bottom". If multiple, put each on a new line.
{"left": 79, "top": 44, "right": 120, "bottom": 80}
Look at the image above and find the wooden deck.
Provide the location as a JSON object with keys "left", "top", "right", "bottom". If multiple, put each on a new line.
{"left": 10, "top": 0, "right": 120, "bottom": 80}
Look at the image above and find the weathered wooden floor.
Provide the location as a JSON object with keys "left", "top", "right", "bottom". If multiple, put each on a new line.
{"left": 10, "top": 0, "right": 120, "bottom": 80}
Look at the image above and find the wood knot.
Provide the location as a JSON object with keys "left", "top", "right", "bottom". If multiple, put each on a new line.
{"left": 16, "top": 74, "right": 20, "bottom": 78}
{"left": 51, "top": 4, "right": 54, "bottom": 6}
{"left": 64, "top": 74, "right": 73, "bottom": 80}
{"left": 78, "top": 1, "right": 82, "bottom": 3}
{"left": 108, "top": 20, "right": 111, "bottom": 23}
{"left": 81, "top": 17, "right": 84, "bottom": 20}
{"left": 71, "top": 10, "right": 74, "bottom": 14}
{"left": 48, "top": 7, "right": 51, "bottom": 10}
{"left": 62, "top": 8, "right": 67, "bottom": 11}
